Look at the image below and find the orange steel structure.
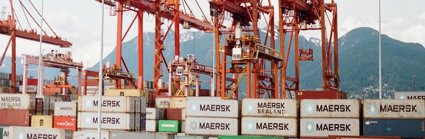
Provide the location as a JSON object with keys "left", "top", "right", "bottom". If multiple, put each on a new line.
{"left": 210, "top": 0, "right": 283, "bottom": 99}
{"left": 96, "top": 0, "right": 212, "bottom": 100}
{"left": 278, "top": 0, "right": 340, "bottom": 98}
{"left": 1, "top": 0, "right": 71, "bottom": 93}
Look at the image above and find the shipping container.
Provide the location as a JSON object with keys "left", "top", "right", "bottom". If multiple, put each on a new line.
{"left": 175, "top": 134, "right": 208, "bottom": 139}
{"left": 146, "top": 107, "right": 165, "bottom": 120}
{"left": 328, "top": 135, "right": 401, "bottom": 139}
{"left": 300, "top": 118, "right": 360, "bottom": 137}
{"left": 0, "top": 127, "right": 3, "bottom": 139}
{"left": 78, "top": 112, "right": 140, "bottom": 130}
{"left": 156, "top": 97, "right": 172, "bottom": 108}
{"left": 0, "top": 109, "right": 30, "bottom": 126}
{"left": 43, "top": 96, "right": 63, "bottom": 111}
{"left": 31, "top": 115, "right": 53, "bottom": 128}
{"left": 73, "top": 130, "right": 110, "bottom": 139}
{"left": 217, "top": 136, "right": 285, "bottom": 139}
{"left": 110, "top": 131, "right": 175, "bottom": 139}
{"left": 0, "top": 93, "right": 31, "bottom": 110}
{"left": 363, "top": 99, "right": 425, "bottom": 119}
{"left": 181, "top": 120, "right": 186, "bottom": 133}
{"left": 54, "top": 101, "right": 77, "bottom": 116}
{"left": 185, "top": 117, "right": 238, "bottom": 136}
{"left": 146, "top": 119, "right": 157, "bottom": 132}
{"left": 300, "top": 99, "right": 360, "bottom": 118}
{"left": 2, "top": 126, "right": 65, "bottom": 139}
{"left": 242, "top": 99, "right": 297, "bottom": 117}
{"left": 241, "top": 117, "right": 297, "bottom": 137}
{"left": 296, "top": 91, "right": 346, "bottom": 99}
{"left": 78, "top": 96, "right": 141, "bottom": 113}
{"left": 54, "top": 116, "right": 77, "bottom": 131}
{"left": 159, "top": 120, "right": 180, "bottom": 133}
{"left": 140, "top": 113, "right": 146, "bottom": 130}
{"left": 186, "top": 99, "right": 239, "bottom": 118}
{"left": 363, "top": 119, "right": 425, "bottom": 138}
{"left": 18, "top": 85, "right": 37, "bottom": 93}
{"left": 165, "top": 108, "right": 184, "bottom": 120}
{"left": 394, "top": 92, "right": 425, "bottom": 100}
{"left": 171, "top": 97, "right": 186, "bottom": 108}
{"left": 105, "top": 89, "right": 147, "bottom": 97}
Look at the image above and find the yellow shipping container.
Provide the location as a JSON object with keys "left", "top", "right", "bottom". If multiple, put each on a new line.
{"left": 170, "top": 97, "right": 186, "bottom": 108}
{"left": 104, "top": 89, "right": 148, "bottom": 97}
{"left": 31, "top": 115, "right": 53, "bottom": 128}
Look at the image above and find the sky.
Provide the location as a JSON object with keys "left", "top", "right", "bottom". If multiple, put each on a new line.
{"left": 0, "top": 0, "right": 424, "bottom": 68}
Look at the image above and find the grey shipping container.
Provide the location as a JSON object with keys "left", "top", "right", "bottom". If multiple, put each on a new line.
{"left": 363, "top": 119, "right": 425, "bottom": 138}
{"left": 110, "top": 131, "right": 174, "bottom": 139}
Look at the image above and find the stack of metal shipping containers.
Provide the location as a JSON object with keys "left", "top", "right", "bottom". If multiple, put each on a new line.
{"left": 300, "top": 99, "right": 361, "bottom": 138}
{"left": 0, "top": 93, "right": 32, "bottom": 126}
{"left": 53, "top": 101, "right": 78, "bottom": 131}
{"left": 363, "top": 99, "right": 425, "bottom": 138}
{"left": 2, "top": 126, "right": 66, "bottom": 139}
{"left": 146, "top": 107, "right": 165, "bottom": 132}
{"left": 185, "top": 97, "right": 239, "bottom": 136}
{"left": 160, "top": 97, "right": 187, "bottom": 133}
{"left": 77, "top": 95, "right": 141, "bottom": 131}
{"left": 240, "top": 99, "right": 298, "bottom": 137}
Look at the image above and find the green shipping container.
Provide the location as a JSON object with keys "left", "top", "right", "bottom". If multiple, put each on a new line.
{"left": 158, "top": 120, "right": 180, "bottom": 133}
{"left": 218, "top": 136, "right": 286, "bottom": 139}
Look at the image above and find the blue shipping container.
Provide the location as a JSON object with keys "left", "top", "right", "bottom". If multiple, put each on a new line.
{"left": 140, "top": 113, "right": 146, "bottom": 130}
{"left": 363, "top": 119, "right": 425, "bottom": 138}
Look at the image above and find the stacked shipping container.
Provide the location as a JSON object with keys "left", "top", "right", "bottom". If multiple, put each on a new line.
{"left": 300, "top": 99, "right": 360, "bottom": 137}
{"left": 0, "top": 94, "right": 32, "bottom": 126}
{"left": 241, "top": 99, "right": 298, "bottom": 137}
{"left": 363, "top": 99, "right": 425, "bottom": 138}
{"left": 53, "top": 101, "right": 78, "bottom": 131}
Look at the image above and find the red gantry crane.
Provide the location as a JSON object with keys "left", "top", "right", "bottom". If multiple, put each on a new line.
{"left": 0, "top": 0, "right": 71, "bottom": 93}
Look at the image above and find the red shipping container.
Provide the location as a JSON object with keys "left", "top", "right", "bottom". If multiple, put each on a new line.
{"left": 85, "top": 79, "right": 99, "bottom": 86}
{"left": 43, "top": 87, "right": 62, "bottom": 96}
{"left": 0, "top": 109, "right": 30, "bottom": 126}
{"left": 53, "top": 116, "right": 77, "bottom": 131}
{"left": 165, "top": 108, "right": 183, "bottom": 120}
{"left": 296, "top": 90, "right": 346, "bottom": 99}
{"left": 27, "top": 78, "right": 38, "bottom": 86}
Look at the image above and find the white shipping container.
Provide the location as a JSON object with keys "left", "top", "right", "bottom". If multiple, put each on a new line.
{"left": 242, "top": 99, "right": 297, "bottom": 117}
{"left": 18, "top": 85, "right": 37, "bottom": 93}
{"left": 78, "top": 112, "right": 139, "bottom": 130}
{"left": 185, "top": 117, "right": 238, "bottom": 136}
{"left": 54, "top": 101, "right": 77, "bottom": 116}
{"left": 170, "top": 97, "right": 186, "bottom": 108}
{"left": 186, "top": 99, "right": 238, "bottom": 118}
{"left": 0, "top": 94, "right": 31, "bottom": 110}
{"left": 300, "top": 99, "right": 360, "bottom": 118}
{"left": 363, "top": 99, "right": 425, "bottom": 119}
{"left": 241, "top": 117, "right": 297, "bottom": 137}
{"left": 394, "top": 92, "right": 425, "bottom": 99}
{"left": 73, "top": 130, "right": 110, "bottom": 139}
{"left": 156, "top": 97, "right": 171, "bottom": 108}
{"left": 78, "top": 96, "right": 141, "bottom": 113}
{"left": 300, "top": 118, "right": 360, "bottom": 137}
{"left": 3, "top": 126, "right": 66, "bottom": 139}
{"left": 146, "top": 108, "right": 165, "bottom": 120}
{"left": 146, "top": 120, "right": 157, "bottom": 132}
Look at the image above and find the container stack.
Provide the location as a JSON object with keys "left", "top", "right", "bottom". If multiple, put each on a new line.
{"left": 77, "top": 96, "right": 141, "bottom": 131}
{"left": 0, "top": 93, "right": 32, "bottom": 126}
{"left": 185, "top": 97, "right": 239, "bottom": 136}
{"left": 53, "top": 101, "right": 78, "bottom": 131}
{"left": 18, "top": 78, "right": 38, "bottom": 94}
{"left": 241, "top": 99, "right": 298, "bottom": 137}
{"left": 300, "top": 99, "right": 360, "bottom": 138}
{"left": 146, "top": 107, "right": 165, "bottom": 132}
{"left": 2, "top": 126, "right": 66, "bottom": 139}
{"left": 363, "top": 99, "right": 425, "bottom": 138}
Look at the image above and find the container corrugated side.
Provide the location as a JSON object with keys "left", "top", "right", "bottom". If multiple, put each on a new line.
{"left": 363, "top": 99, "right": 425, "bottom": 119}
{"left": 73, "top": 130, "right": 110, "bottom": 139}
{"left": 242, "top": 98, "right": 297, "bottom": 117}
{"left": 300, "top": 99, "right": 360, "bottom": 118}
{"left": 394, "top": 91, "right": 425, "bottom": 99}
{"left": 146, "top": 107, "right": 165, "bottom": 120}
{"left": 363, "top": 119, "right": 425, "bottom": 138}
{"left": 53, "top": 116, "right": 77, "bottom": 131}
{"left": 54, "top": 101, "right": 77, "bottom": 116}
{"left": 185, "top": 117, "right": 238, "bottom": 136}
{"left": 159, "top": 120, "right": 180, "bottom": 133}
{"left": 156, "top": 97, "right": 172, "bottom": 108}
{"left": 78, "top": 96, "right": 141, "bottom": 113}
{"left": 31, "top": 115, "right": 53, "bottom": 128}
{"left": 241, "top": 117, "right": 297, "bottom": 137}
{"left": 175, "top": 134, "right": 208, "bottom": 139}
{"left": 0, "top": 109, "right": 30, "bottom": 126}
{"left": 78, "top": 112, "right": 139, "bottom": 130}
{"left": 186, "top": 99, "right": 238, "bottom": 118}
{"left": 170, "top": 97, "right": 186, "bottom": 108}
{"left": 3, "top": 126, "right": 65, "bottom": 139}
{"left": 0, "top": 94, "right": 31, "bottom": 110}
{"left": 110, "top": 131, "right": 174, "bottom": 139}
{"left": 300, "top": 118, "right": 360, "bottom": 137}
{"left": 105, "top": 89, "right": 143, "bottom": 97}
{"left": 146, "top": 119, "right": 157, "bottom": 132}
